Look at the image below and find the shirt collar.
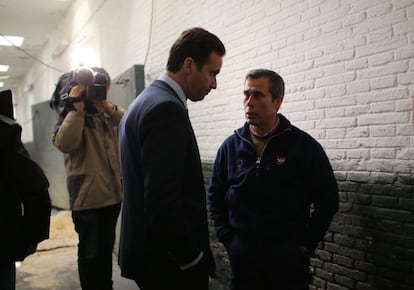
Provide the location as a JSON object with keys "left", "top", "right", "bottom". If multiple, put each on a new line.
{"left": 158, "top": 73, "right": 187, "bottom": 109}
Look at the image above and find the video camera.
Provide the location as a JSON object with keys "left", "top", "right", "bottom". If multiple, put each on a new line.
{"left": 50, "top": 67, "right": 110, "bottom": 117}
{"left": 75, "top": 67, "right": 108, "bottom": 101}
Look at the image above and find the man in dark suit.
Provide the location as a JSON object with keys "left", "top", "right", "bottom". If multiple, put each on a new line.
{"left": 118, "top": 27, "right": 226, "bottom": 290}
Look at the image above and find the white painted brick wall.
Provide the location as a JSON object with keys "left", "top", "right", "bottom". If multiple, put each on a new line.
{"left": 18, "top": 0, "right": 414, "bottom": 175}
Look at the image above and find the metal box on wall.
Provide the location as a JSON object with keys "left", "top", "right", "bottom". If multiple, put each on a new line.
{"left": 31, "top": 101, "right": 68, "bottom": 209}
{"left": 108, "top": 64, "right": 145, "bottom": 110}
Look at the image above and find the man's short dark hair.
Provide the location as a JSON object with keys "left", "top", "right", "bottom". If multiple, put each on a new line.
{"left": 245, "top": 69, "right": 285, "bottom": 100}
{"left": 167, "top": 27, "right": 226, "bottom": 73}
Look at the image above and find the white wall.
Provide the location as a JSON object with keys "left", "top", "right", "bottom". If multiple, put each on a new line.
{"left": 17, "top": 0, "right": 414, "bottom": 175}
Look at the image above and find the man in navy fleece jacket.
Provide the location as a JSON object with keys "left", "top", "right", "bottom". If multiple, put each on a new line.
{"left": 208, "top": 69, "right": 339, "bottom": 290}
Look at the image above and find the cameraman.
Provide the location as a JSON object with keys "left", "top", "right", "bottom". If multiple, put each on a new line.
{"left": 52, "top": 67, "right": 124, "bottom": 290}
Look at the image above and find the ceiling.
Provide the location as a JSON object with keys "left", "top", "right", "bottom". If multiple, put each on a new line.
{"left": 0, "top": 0, "right": 73, "bottom": 90}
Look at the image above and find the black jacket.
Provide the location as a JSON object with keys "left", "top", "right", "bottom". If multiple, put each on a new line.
{"left": 118, "top": 80, "right": 215, "bottom": 281}
{"left": 0, "top": 115, "right": 51, "bottom": 262}
{"left": 208, "top": 114, "right": 339, "bottom": 251}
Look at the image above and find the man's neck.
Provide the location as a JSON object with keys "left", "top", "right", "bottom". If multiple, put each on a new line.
{"left": 166, "top": 71, "right": 186, "bottom": 93}
{"left": 249, "top": 115, "right": 279, "bottom": 137}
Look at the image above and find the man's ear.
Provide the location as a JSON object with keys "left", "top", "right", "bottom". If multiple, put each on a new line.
{"left": 274, "top": 96, "right": 284, "bottom": 112}
{"left": 278, "top": 96, "right": 284, "bottom": 105}
{"left": 183, "top": 57, "right": 194, "bottom": 72}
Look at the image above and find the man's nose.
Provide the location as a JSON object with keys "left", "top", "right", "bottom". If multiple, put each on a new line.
{"left": 245, "top": 95, "right": 254, "bottom": 106}
{"left": 210, "top": 77, "right": 217, "bottom": 89}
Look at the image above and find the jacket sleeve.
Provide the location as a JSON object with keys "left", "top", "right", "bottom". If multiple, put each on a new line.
{"left": 302, "top": 142, "right": 339, "bottom": 251}
{"left": 9, "top": 148, "right": 51, "bottom": 244}
{"left": 208, "top": 145, "right": 233, "bottom": 245}
{"left": 52, "top": 110, "right": 86, "bottom": 153}
{"left": 139, "top": 102, "right": 201, "bottom": 265}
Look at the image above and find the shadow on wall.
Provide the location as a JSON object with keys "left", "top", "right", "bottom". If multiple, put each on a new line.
{"left": 312, "top": 175, "right": 414, "bottom": 290}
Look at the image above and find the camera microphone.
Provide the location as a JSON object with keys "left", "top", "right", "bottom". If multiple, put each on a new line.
{"left": 74, "top": 67, "right": 95, "bottom": 85}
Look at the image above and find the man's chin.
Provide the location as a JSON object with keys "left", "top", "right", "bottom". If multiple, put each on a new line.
{"left": 188, "top": 95, "right": 205, "bottom": 102}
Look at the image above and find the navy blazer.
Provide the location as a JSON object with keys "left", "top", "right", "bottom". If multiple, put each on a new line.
{"left": 118, "top": 80, "right": 215, "bottom": 281}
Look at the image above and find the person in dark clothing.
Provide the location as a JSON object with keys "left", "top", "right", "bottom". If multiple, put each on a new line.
{"left": 118, "top": 27, "right": 226, "bottom": 290}
{"left": 0, "top": 89, "right": 51, "bottom": 290}
{"left": 208, "top": 69, "right": 339, "bottom": 290}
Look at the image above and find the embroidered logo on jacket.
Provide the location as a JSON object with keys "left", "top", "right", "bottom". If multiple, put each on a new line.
{"left": 234, "top": 159, "right": 246, "bottom": 172}
{"left": 275, "top": 156, "right": 286, "bottom": 165}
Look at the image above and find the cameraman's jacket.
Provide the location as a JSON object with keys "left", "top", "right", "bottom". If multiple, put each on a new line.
{"left": 53, "top": 107, "right": 124, "bottom": 211}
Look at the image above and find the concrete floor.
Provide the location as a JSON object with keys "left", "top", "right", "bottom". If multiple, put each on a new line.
{"left": 16, "top": 248, "right": 138, "bottom": 290}
{"left": 15, "top": 210, "right": 139, "bottom": 290}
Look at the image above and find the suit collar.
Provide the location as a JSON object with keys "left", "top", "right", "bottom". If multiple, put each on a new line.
{"left": 157, "top": 73, "right": 187, "bottom": 109}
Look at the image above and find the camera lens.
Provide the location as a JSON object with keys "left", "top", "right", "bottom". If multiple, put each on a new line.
{"left": 74, "top": 67, "right": 95, "bottom": 85}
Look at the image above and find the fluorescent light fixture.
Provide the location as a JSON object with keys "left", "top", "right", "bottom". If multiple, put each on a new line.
{"left": 0, "top": 65, "right": 9, "bottom": 72}
{"left": 0, "top": 75, "right": 9, "bottom": 80}
{"left": 0, "top": 82, "right": 3, "bottom": 87}
{"left": 0, "top": 35, "right": 24, "bottom": 47}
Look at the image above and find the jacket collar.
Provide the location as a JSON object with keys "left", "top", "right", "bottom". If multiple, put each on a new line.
{"left": 154, "top": 74, "right": 187, "bottom": 109}
{"left": 236, "top": 113, "right": 292, "bottom": 140}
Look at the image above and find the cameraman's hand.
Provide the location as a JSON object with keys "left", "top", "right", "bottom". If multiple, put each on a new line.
{"left": 93, "top": 99, "right": 113, "bottom": 114}
{"left": 69, "top": 85, "right": 85, "bottom": 111}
